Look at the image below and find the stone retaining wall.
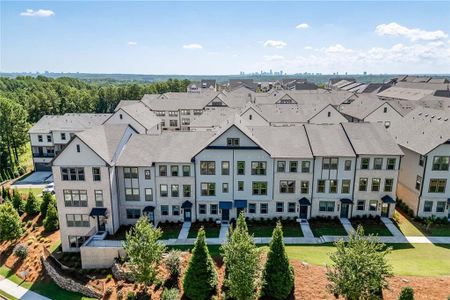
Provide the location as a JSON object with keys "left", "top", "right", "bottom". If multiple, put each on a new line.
{"left": 111, "top": 262, "right": 135, "bottom": 282}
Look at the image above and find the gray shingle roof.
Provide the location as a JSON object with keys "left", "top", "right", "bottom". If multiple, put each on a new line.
{"left": 29, "top": 113, "right": 111, "bottom": 134}
{"left": 118, "top": 102, "right": 161, "bottom": 131}
{"left": 304, "top": 124, "right": 355, "bottom": 157}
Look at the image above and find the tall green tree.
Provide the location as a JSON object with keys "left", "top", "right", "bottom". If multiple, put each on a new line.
{"left": 12, "top": 190, "right": 25, "bottom": 215}
{"left": 262, "top": 222, "right": 294, "bottom": 299}
{"left": 24, "top": 192, "right": 40, "bottom": 215}
{"left": 40, "top": 192, "right": 53, "bottom": 218}
{"left": 43, "top": 198, "right": 59, "bottom": 232}
{"left": 123, "top": 216, "right": 166, "bottom": 291}
{"left": 183, "top": 227, "right": 218, "bottom": 300}
{"left": 0, "top": 201, "right": 23, "bottom": 241}
{"left": 326, "top": 226, "right": 393, "bottom": 300}
{"left": 221, "top": 213, "right": 260, "bottom": 300}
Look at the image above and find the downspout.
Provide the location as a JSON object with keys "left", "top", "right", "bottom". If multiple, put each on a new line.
{"left": 417, "top": 155, "right": 427, "bottom": 216}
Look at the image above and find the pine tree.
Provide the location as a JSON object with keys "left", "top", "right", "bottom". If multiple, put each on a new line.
{"left": 40, "top": 192, "right": 53, "bottom": 218}
{"left": 25, "top": 191, "right": 40, "bottom": 215}
{"left": 12, "top": 190, "right": 25, "bottom": 215}
{"left": 262, "top": 222, "right": 294, "bottom": 299}
{"left": 43, "top": 198, "right": 59, "bottom": 232}
{"left": 183, "top": 227, "right": 218, "bottom": 300}
{"left": 0, "top": 201, "right": 23, "bottom": 241}
{"left": 221, "top": 212, "right": 260, "bottom": 300}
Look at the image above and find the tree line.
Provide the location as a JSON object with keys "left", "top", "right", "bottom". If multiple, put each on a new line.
{"left": 0, "top": 76, "right": 190, "bottom": 181}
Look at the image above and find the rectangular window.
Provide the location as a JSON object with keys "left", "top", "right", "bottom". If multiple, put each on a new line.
{"left": 322, "top": 158, "right": 330, "bottom": 170}
{"left": 369, "top": 200, "right": 378, "bottom": 211}
{"left": 329, "top": 180, "right": 338, "bottom": 193}
{"left": 276, "top": 202, "right": 284, "bottom": 213}
{"left": 63, "top": 190, "right": 88, "bottom": 207}
{"left": 415, "top": 175, "right": 422, "bottom": 191}
{"left": 260, "top": 203, "right": 268, "bottom": 214}
{"left": 145, "top": 188, "right": 153, "bottom": 201}
{"left": 171, "top": 165, "right": 179, "bottom": 176}
{"left": 169, "top": 120, "right": 178, "bottom": 127}
{"left": 47, "top": 135, "right": 52, "bottom": 142}
{"left": 373, "top": 158, "right": 383, "bottom": 170}
{"left": 181, "top": 109, "right": 190, "bottom": 115}
{"left": 92, "top": 167, "right": 101, "bottom": 181}
{"left": 194, "top": 110, "right": 203, "bottom": 115}
{"left": 38, "top": 135, "right": 43, "bottom": 142}
{"left": 201, "top": 183, "right": 215, "bottom": 196}
{"left": 161, "top": 205, "right": 169, "bottom": 216}
{"left": 172, "top": 205, "right": 180, "bottom": 216}
{"left": 61, "top": 167, "right": 85, "bottom": 181}
{"left": 200, "top": 161, "right": 215, "bottom": 175}
{"left": 361, "top": 158, "right": 370, "bottom": 170}
{"left": 160, "top": 184, "right": 168, "bottom": 197}
{"left": 386, "top": 158, "right": 396, "bottom": 170}
{"left": 68, "top": 236, "right": 88, "bottom": 248}
{"left": 384, "top": 179, "right": 393, "bottom": 192}
{"left": 61, "top": 133, "right": 66, "bottom": 141}
{"left": 300, "top": 181, "right": 309, "bottom": 194}
{"left": 251, "top": 161, "right": 267, "bottom": 175}
{"left": 330, "top": 158, "right": 338, "bottom": 170}
{"left": 199, "top": 204, "right": 206, "bottom": 214}
{"left": 181, "top": 118, "right": 190, "bottom": 126}
{"left": 237, "top": 161, "right": 245, "bottom": 175}
{"left": 319, "top": 201, "right": 335, "bottom": 212}
{"left": 428, "top": 179, "right": 447, "bottom": 193}
{"left": 419, "top": 155, "right": 425, "bottom": 166}
{"left": 280, "top": 180, "right": 295, "bottom": 193}
{"left": 252, "top": 182, "right": 267, "bottom": 195}
{"left": 289, "top": 161, "right": 298, "bottom": 172}
{"left": 357, "top": 200, "right": 365, "bottom": 211}
{"left": 423, "top": 201, "right": 433, "bottom": 212}
{"left": 288, "top": 202, "right": 296, "bottom": 213}
{"left": 144, "top": 169, "right": 151, "bottom": 180}
{"left": 238, "top": 181, "right": 244, "bottom": 191}
{"left": 222, "top": 183, "right": 229, "bottom": 193}
{"left": 171, "top": 185, "right": 179, "bottom": 197}
{"left": 371, "top": 178, "right": 381, "bottom": 192}
{"left": 317, "top": 180, "right": 326, "bottom": 193}
{"left": 248, "top": 203, "right": 256, "bottom": 214}
{"left": 432, "top": 156, "right": 449, "bottom": 171}
{"left": 301, "top": 161, "right": 310, "bottom": 173}
{"left": 66, "top": 214, "right": 90, "bottom": 227}
{"left": 277, "top": 161, "right": 286, "bottom": 172}
{"left": 159, "top": 165, "right": 167, "bottom": 176}
{"left": 221, "top": 161, "right": 230, "bottom": 175}
{"left": 210, "top": 204, "right": 218, "bottom": 215}
{"left": 359, "top": 178, "right": 368, "bottom": 191}
{"left": 94, "top": 190, "right": 103, "bottom": 207}
{"left": 183, "top": 185, "right": 191, "bottom": 197}
{"left": 155, "top": 111, "right": 165, "bottom": 116}
{"left": 227, "top": 138, "right": 240, "bottom": 146}
{"left": 436, "top": 201, "right": 446, "bottom": 213}
{"left": 341, "top": 180, "right": 350, "bottom": 194}
{"left": 124, "top": 167, "right": 139, "bottom": 201}
{"left": 182, "top": 165, "right": 191, "bottom": 177}
{"left": 344, "top": 160, "right": 352, "bottom": 171}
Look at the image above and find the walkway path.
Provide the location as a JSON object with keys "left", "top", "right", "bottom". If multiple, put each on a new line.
{"left": 219, "top": 223, "right": 229, "bottom": 242}
{"left": 0, "top": 276, "right": 50, "bottom": 300}
{"left": 177, "top": 222, "right": 191, "bottom": 240}
{"left": 299, "top": 220, "right": 314, "bottom": 239}
{"left": 339, "top": 218, "right": 355, "bottom": 235}
{"left": 381, "top": 217, "right": 404, "bottom": 238}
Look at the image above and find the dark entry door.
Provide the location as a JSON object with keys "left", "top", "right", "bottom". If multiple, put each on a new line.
{"left": 299, "top": 206, "right": 308, "bottom": 219}
{"left": 340, "top": 204, "right": 349, "bottom": 218}
{"left": 184, "top": 209, "right": 191, "bottom": 222}
{"left": 222, "top": 209, "right": 230, "bottom": 221}
{"left": 381, "top": 204, "right": 389, "bottom": 217}
{"left": 236, "top": 208, "right": 244, "bottom": 218}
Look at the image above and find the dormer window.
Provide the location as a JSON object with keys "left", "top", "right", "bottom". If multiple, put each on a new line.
{"left": 76, "top": 145, "right": 80, "bottom": 153}
{"left": 119, "top": 114, "right": 123, "bottom": 120}
{"left": 249, "top": 115, "right": 253, "bottom": 120}
{"left": 61, "top": 133, "right": 66, "bottom": 140}
{"left": 227, "top": 138, "right": 240, "bottom": 146}
{"left": 327, "top": 111, "right": 331, "bottom": 117}
{"left": 383, "top": 107, "right": 388, "bottom": 113}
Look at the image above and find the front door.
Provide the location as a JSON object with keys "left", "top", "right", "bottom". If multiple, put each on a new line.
{"left": 184, "top": 209, "right": 191, "bottom": 222}
{"left": 340, "top": 204, "right": 349, "bottom": 218}
{"left": 299, "top": 206, "right": 308, "bottom": 219}
{"left": 381, "top": 204, "right": 389, "bottom": 217}
{"left": 97, "top": 217, "right": 106, "bottom": 231}
{"left": 236, "top": 208, "right": 244, "bottom": 218}
{"left": 222, "top": 209, "right": 230, "bottom": 222}
{"left": 147, "top": 211, "right": 155, "bottom": 224}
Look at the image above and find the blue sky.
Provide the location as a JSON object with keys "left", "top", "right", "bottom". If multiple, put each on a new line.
{"left": 1, "top": 1, "right": 450, "bottom": 75}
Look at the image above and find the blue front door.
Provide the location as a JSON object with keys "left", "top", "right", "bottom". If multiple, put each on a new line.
{"left": 184, "top": 209, "right": 191, "bottom": 222}
{"left": 222, "top": 209, "right": 230, "bottom": 221}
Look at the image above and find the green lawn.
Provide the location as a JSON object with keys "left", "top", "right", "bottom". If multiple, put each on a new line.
{"left": 13, "top": 187, "right": 44, "bottom": 201}
{"left": 0, "top": 288, "right": 18, "bottom": 300}
{"left": 0, "top": 266, "right": 93, "bottom": 300}
{"left": 394, "top": 211, "right": 424, "bottom": 236}
{"left": 308, "top": 219, "right": 347, "bottom": 237}
{"left": 350, "top": 218, "right": 392, "bottom": 236}
{"left": 394, "top": 210, "right": 450, "bottom": 236}
{"left": 247, "top": 221, "right": 303, "bottom": 237}
{"left": 158, "top": 223, "right": 182, "bottom": 239}
{"left": 188, "top": 222, "right": 221, "bottom": 238}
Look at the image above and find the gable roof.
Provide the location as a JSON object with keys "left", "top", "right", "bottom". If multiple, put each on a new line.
{"left": 117, "top": 102, "right": 161, "bottom": 131}
{"left": 304, "top": 124, "right": 355, "bottom": 157}
{"left": 29, "top": 113, "right": 111, "bottom": 134}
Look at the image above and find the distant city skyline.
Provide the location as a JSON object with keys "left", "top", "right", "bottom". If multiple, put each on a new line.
{"left": 1, "top": 1, "right": 450, "bottom": 75}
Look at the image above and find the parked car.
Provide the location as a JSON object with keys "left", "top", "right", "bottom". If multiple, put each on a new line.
{"left": 42, "top": 183, "right": 55, "bottom": 194}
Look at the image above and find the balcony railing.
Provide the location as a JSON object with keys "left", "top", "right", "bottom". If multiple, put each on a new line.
{"left": 32, "top": 153, "right": 55, "bottom": 158}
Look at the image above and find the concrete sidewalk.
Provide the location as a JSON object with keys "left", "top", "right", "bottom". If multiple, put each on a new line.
{"left": 0, "top": 276, "right": 50, "bottom": 300}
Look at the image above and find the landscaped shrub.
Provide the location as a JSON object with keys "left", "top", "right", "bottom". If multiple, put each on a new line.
{"left": 40, "top": 192, "right": 53, "bottom": 218}
{"left": 126, "top": 291, "right": 136, "bottom": 300}
{"left": 0, "top": 201, "right": 23, "bottom": 241}
{"left": 43, "top": 198, "right": 59, "bottom": 232}
{"left": 13, "top": 244, "right": 28, "bottom": 260}
{"left": 165, "top": 249, "right": 182, "bottom": 279}
{"left": 25, "top": 191, "right": 40, "bottom": 215}
{"left": 12, "top": 191, "right": 25, "bottom": 215}
{"left": 104, "top": 287, "right": 113, "bottom": 297}
{"left": 398, "top": 286, "right": 414, "bottom": 300}
{"left": 161, "top": 288, "right": 179, "bottom": 300}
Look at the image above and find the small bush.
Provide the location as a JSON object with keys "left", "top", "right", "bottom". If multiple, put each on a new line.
{"left": 106, "top": 274, "right": 113, "bottom": 281}
{"left": 126, "top": 291, "right": 136, "bottom": 300}
{"left": 398, "top": 286, "right": 414, "bottom": 300}
{"left": 13, "top": 244, "right": 28, "bottom": 260}
{"left": 104, "top": 287, "right": 113, "bottom": 296}
{"left": 165, "top": 250, "right": 182, "bottom": 278}
{"left": 161, "top": 288, "right": 179, "bottom": 300}
{"left": 117, "top": 290, "right": 123, "bottom": 300}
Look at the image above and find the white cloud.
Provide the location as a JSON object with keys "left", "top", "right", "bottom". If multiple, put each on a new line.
{"left": 263, "top": 40, "right": 287, "bottom": 49}
{"left": 182, "top": 43, "right": 203, "bottom": 50}
{"left": 304, "top": 46, "right": 313, "bottom": 50}
{"left": 375, "top": 22, "right": 448, "bottom": 42}
{"left": 296, "top": 23, "right": 309, "bottom": 29}
{"left": 323, "top": 44, "right": 354, "bottom": 54}
{"left": 127, "top": 41, "right": 137, "bottom": 46}
{"left": 20, "top": 9, "right": 55, "bottom": 17}
{"left": 264, "top": 55, "right": 285, "bottom": 61}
